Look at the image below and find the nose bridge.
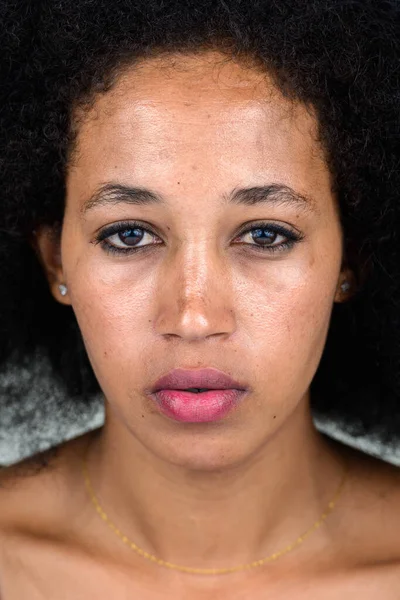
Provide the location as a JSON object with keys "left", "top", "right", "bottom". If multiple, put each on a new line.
{"left": 179, "top": 240, "right": 214, "bottom": 300}
{"left": 154, "top": 239, "right": 236, "bottom": 340}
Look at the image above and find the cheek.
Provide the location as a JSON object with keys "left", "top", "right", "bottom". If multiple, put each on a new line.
{"left": 239, "top": 254, "right": 339, "bottom": 396}
{"left": 66, "top": 258, "right": 156, "bottom": 387}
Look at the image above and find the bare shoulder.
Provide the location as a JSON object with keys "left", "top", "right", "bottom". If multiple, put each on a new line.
{"left": 0, "top": 430, "right": 126, "bottom": 595}
{"left": 0, "top": 430, "right": 94, "bottom": 541}
{"left": 344, "top": 442, "right": 400, "bottom": 508}
{"left": 335, "top": 440, "right": 400, "bottom": 567}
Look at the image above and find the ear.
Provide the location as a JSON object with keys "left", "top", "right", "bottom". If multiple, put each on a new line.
{"left": 334, "top": 266, "right": 357, "bottom": 304}
{"left": 30, "top": 225, "right": 71, "bottom": 306}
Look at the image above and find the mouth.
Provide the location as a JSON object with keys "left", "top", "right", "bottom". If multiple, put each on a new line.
{"left": 150, "top": 367, "right": 247, "bottom": 393}
{"left": 148, "top": 368, "right": 249, "bottom": 423}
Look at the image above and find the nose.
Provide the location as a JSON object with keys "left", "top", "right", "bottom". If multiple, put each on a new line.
{"left": 153, "top": 244, "right": 237, "bottom": 341}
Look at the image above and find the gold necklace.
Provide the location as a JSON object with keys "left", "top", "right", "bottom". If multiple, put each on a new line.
{"left": 82, "top": 450, "right": 348, "bottom": 575}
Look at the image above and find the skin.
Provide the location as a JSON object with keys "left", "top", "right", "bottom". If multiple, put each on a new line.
{"left": 0, "top": 51, "right": 399, "bottom": 598}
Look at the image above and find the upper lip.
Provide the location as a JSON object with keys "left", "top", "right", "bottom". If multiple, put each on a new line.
{"left": 150, "top": 368, "right": 248, "bottom": 392}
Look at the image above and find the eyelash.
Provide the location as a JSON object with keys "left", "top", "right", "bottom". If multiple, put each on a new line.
{"left": 93, "top": 220, "right": 304, "bottom": 256}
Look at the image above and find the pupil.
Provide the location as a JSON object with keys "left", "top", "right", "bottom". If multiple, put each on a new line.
{"left": 119, "top": 228, "right": 143, "bottom": 246}
{"left": 252, "top": 229, "right": 276, "bottom": 245}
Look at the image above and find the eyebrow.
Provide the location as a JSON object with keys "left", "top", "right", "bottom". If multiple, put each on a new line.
{"left": 80, "top": 182, "right": 317, "bottom": 216}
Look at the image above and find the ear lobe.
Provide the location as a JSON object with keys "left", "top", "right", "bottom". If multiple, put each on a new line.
{"left": 31, "top": 225, "right": 70, "bottom": 305}
{"left": 334, "top": 267, "right": 357, "bottom": 303}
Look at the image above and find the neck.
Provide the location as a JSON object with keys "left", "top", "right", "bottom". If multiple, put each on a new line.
{"left": 84, "top": 400, "right": 346, "bottom": 572}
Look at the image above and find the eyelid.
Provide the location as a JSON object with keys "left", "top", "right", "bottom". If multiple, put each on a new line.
{"left": 235, "top": 219, "right": 301, "bottom": 238}
{"left": 94, "top": 219, "right": 304, "bottom": 255}
{"left": 95, "top": 219, "right": 300, "bottom": 241}
{"left": 94, "top": 219, "right": 161, "bottom": 241}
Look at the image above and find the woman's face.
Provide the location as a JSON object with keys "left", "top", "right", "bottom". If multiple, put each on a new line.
{"left": 42, "top": 52, "right": 347, "bottom": 469}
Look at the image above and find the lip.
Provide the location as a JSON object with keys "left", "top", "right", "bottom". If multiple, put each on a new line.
{"left": 150, "top": 367, "right": 248, "bottom": 393}
{"left": 152, "top": 389, "right": 247, "bottom": 423}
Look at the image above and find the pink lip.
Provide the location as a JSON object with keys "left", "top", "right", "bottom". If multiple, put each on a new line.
{"left": 150, "top": 367, "right": 247, "bottom": 392}
{"left": 153, "top": 389, "right": 247, "bottom": 423}
{"left": 148, "top": 368, "right": 249, "bottom": 423}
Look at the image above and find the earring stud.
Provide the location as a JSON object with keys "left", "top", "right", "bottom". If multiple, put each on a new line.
{"left": 340, "top": 281, "right": 351, "bottom": 293}
{"left": 59, "top": 284, "right": 68, "bottom": 296}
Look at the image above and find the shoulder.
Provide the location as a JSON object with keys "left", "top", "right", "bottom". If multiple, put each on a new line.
{"left": 334, "top": 441, "right": 400, "bottom": 567}
{"left": 0, "top": 430, "right": 117, "bottom": 593}
{"left": 0, "top": 430, "right": 94, "bottom": 548}
{"left": 344, "top": 443, "right": 400, "bottom": 512}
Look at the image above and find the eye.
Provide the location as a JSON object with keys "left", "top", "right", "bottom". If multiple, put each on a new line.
{"left": 234, "top": 223, "right": 302, "bottom": 254}
{"left": 94, "top": 220, "right": 303, "bottom": 256}
{"left": 94, "top": 221, "right": 162, "bottom": 255}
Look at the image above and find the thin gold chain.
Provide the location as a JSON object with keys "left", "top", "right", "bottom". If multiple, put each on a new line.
{"left": 81, "top": 449, "right": 348, "bottom": 575}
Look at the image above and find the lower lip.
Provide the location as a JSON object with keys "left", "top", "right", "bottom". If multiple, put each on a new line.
{"left": 152, "top": 389, "right": 246, "bottom": 423}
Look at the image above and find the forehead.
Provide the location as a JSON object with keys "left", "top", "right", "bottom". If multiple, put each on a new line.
{"left": 67, "top": 51, "right": 330, "bottom": 204}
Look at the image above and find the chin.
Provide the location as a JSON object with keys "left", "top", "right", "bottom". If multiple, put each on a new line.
{"left": 141, "top": 427, "right": 264, "bottom": 472}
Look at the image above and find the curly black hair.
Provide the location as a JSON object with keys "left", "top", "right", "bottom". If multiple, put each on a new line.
{"left": 0, "top": 0, "right": 399, "bottom": 454}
